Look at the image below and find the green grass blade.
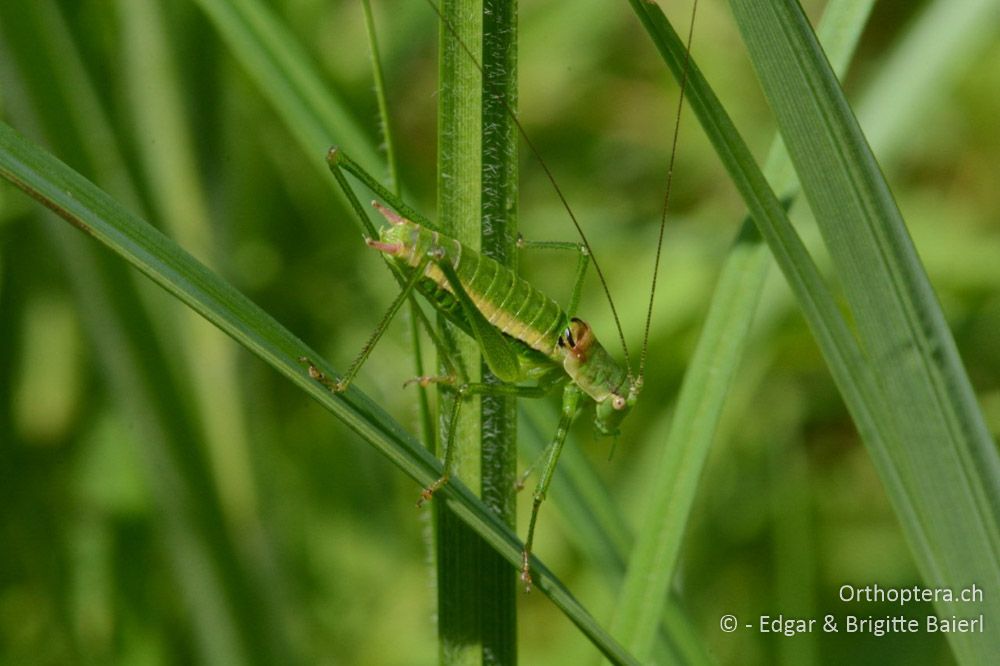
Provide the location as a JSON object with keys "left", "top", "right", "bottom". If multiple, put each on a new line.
{"left": 45, "top": 230, "right": 269, "bottom": 666}
{"left": 729, "top": 2, "right": 1000, "bottom": 662}
{"left": 0, "top": 2, "right": 291, "bottom": 661}
{"left": 0, "top": 120, "right": 640, "bottom": 666}
{"left": 359, "top": 0, "right": 438, "bottom": 546}
{"left": 119, "top": 0, "right": 261, "bottom": 546}
{"left": 627, "top": 0, "right": 887, "bottom": 585}
{"left": 856, "top": 0, "right": 1000, "bottom": 164}
{"left": 612, "top": 1, "right": 873, "bottom": 656}
{"left": 360, "top": 0, "right": 400, "bottom": 193}
{"left": 520, "top": 406, "right": 713, "bottom": 665}
{"left": 623, "top": 0, "right": 1000, "bottom": 662}
{"left": 612, "top": 214, "right": 775, "bottom": 658}
{"left": 624, "top": 2, "right": 873, "bottom": 402}
{"left": 190, "top": 0, "right": 381, "bottom": 179}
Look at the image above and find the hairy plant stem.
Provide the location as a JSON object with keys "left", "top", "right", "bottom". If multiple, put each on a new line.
{"left": 435, "top": 0, "right": 485, "bottom": 664}
{"left": 435, "top": 0, "right": 520, "bottom": 662}
{"left": 479, "top": 0, "right": 519, "bottom": 663}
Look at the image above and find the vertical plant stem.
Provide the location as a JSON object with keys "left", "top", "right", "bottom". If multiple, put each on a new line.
{"left": 436, "top": 0, "right": 485, "bottom": 663}
{"left": 480, "top": 0, "right": 518, "bottom": 663}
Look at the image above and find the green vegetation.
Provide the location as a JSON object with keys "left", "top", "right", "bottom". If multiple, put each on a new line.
{"left": 1, "top": 1, "right": 998, "bottom": 664}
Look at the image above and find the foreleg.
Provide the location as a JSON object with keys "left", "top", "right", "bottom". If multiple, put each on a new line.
{"left": 520, "top": 383, "right": 582, "bottom": 591}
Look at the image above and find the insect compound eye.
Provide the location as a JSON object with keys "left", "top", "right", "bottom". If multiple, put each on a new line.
{"left": 612, "top": 395, "right": 626, "bottom": 411}
{"left": 563, "top": 327, "right": 576, "bottom": 348}
{"left": 567, "top": 318, "right": 590, "bottom": 344}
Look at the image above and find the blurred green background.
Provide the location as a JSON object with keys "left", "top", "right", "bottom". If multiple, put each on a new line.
{"left": 1, "top": 0, "right": 998, "bottom": 663}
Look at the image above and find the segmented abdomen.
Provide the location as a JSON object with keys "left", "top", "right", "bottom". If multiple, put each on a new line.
{"left": 385, "top": 221, "right": 567, "bottom": 359}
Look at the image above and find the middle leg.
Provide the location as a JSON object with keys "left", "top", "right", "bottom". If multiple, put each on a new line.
{"left": 416, "top": 381, "right": 550, "bottom": 507}
{"left": 516, "top": 237, "right": 590, "bottom": 316}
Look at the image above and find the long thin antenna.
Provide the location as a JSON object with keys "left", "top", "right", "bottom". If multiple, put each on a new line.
{"left": 638, "top": 0, "right": 699, "bottom": 383}
{"left": 424, "top": 0, "right": 635, "bottom": 378}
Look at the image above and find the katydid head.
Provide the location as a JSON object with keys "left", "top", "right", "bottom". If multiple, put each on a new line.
{"left": 594, "top": 380, "right": 640, "bottom": 437}
{"left": 366, "top": 201, "right": 412, "bottom": 256}
{"left": 558, "top": 318, "right": 639, "bottom": 436}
